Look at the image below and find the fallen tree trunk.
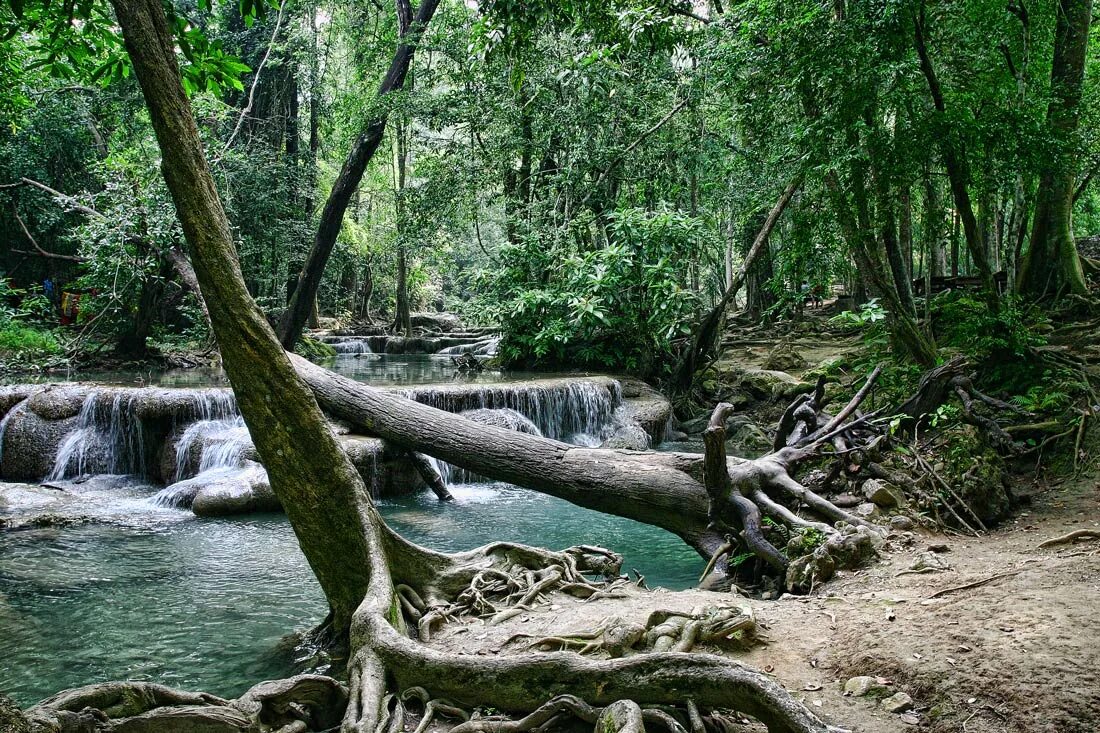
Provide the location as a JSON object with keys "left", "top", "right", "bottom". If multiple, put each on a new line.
{"left": 292, "top": 354, "right": 884, "bottom": 583}
{"left": 290, "top": 353, "right": 725, "bottom": 558}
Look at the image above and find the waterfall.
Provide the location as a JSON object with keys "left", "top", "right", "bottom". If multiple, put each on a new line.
{"left": 172, "top": 416, "right": 250, "bottom": 481}
{"left": 404, "top": 380, "right": 621, "bottom": 444}
{"left": 46, "top": 389, "right": 238, "bottom": 482}
{"left": 410, "top": 381, "right": 622, "bottom": 486}
{"left": 48, "top": 392, "right": 147, "bottom": 480}
{"left": 332, "top": 340, "right": 374, "bottom": 354}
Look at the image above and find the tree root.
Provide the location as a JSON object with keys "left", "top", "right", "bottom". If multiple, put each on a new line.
{"left": 334, "top": 528, "right": 837, "bottom": 733}
{"left": 25, "top": 675, "right": 347, "bottom": 733}
{"left": 1036, "top": 529, "right": 1100, "bottom": 549}
{"left": 700, "top": 370, "right": 888, "bottom": 588}
{"left": 351, "top": 615, "right": 833, "bottom": 733}
{"left": 498, "top": 605, "right": 756, "bottom": 658}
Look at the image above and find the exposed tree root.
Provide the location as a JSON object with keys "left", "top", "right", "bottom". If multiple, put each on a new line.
{"left": 324, "top": 522, "right": 839, "bottom": 733}
{"left": 499, "top": 604, "right": 756, "bottom": 657}
{"left": 25, "top": 675, "right": 347, "bottom": 733}
{"left": 700, "top": 369, "right": 888, "bottom": 588}
{"left": 1036, "top": 529, "right": 1100, "bottom": 549}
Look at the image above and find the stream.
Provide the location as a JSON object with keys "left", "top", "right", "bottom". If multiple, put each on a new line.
{"left": 0, "top": 355, "right": 701, "bottom": 705}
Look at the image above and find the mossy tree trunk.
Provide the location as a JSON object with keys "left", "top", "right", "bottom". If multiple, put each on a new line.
{"left": 1017, "top": 0, "right": 1092, "bottom": 299}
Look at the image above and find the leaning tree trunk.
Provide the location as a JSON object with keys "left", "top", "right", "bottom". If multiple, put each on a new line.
{"left": 670, "top": 175, "right": 802, "bottom": 391}
{"left": 110, "top": 0, "right": 380, "bottom": 633}
{"left": 1017, "top": 0, "right": 1092, "bottom": 299}
{"left": 277, "top": 0, "right": 440, "bottom": 349}
{"left": 107, "top": 1, "right": 835, "bottom": 731}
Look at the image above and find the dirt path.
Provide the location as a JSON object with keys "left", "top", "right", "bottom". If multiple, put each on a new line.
{"left": 428, "top": 470, "right": 1100, "bottom": 732}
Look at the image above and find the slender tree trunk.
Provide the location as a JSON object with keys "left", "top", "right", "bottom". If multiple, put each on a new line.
{"left": 393, "top": 122, "right": 412, "bottom": 337}
{"left": 278, "top": 0, "right": 440, "bottom": 348}
{"left": 1017, "top": 0, "right": 1092, "bottom": 298}
{"left": 670, "top": 175, "right": 802, "bottom": 390}
{"left": 913, "top": 7, "right": 999, "bottom": 308}
{"left": 923, "top": 168, "right": 945, "bottom": 278}
{"left": 825, "top": 170, "right": 937, "bottom": 366}
{"left": 878, "top": 178, "right": 917, "bottom": 318}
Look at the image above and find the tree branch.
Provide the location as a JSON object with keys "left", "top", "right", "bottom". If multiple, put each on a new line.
{"left": 12, "top": 208, "right": 85, "bottom": 262}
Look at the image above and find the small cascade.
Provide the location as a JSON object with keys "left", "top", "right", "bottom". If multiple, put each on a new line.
{"left": 45, "top": 388, "right": 239, "bottom": 482}
{"left": 48, "top": 392, "right": 148, "bottom": 481}
{"left": 435, "top": 337, "right": 500, "bottom": 356}
{"left": 404, "top": 380, "right": 621, "bottom": 444}
{"left": 332, "top": 340, "right": 374, "bottom": 354}
{"left": 172, "top": 416, "right": 250, "bottom": 481}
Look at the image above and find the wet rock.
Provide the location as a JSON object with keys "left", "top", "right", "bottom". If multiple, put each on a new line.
{"left": 862, "top": 478, "right": 904, "bottom": 508}
{"left": 602, "top": 424, "right": 651, "bottom": 451}
{"left": 0, "top": 411, "right": 78, "bottom": 481}
{"left": 677, "top": 414, "right": 711, "bottom": 435}
{"left": 617, "top": 380, "right": 673, "bottom": 445}
{"left": 0, "top": 694, "right": 33, "bottom": 733}
{"left": 0, "top": 385, "right": 39, "bottom": 418}
{"left": 27, "top": 386, "right": 90, "bottom": 421}
{"left": 461, "top": 408, "right": 541, "bottom": 435}
{"left": 882, "top": 692, "right": 914, "bottom": 713}
{"left": 190, "top": 463, "right": 282, "bottom": 517}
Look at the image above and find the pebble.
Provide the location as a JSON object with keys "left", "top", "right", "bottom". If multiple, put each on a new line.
{"left": 843, "top": 676, "right": 877, "bottom": 697}
{"left": 882, "top": 692, "right": 914, "bottom": 713}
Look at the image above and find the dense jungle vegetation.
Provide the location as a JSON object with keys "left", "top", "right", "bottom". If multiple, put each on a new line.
{"left": 2, "top": 0, "right": 1096, "bottom": 382}
{"left": 2, "top": 1, "right": 1100, "bottom": 732}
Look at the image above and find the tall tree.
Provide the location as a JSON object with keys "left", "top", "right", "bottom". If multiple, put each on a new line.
{"left": 1017, "top": 0, "right": 1092, "bottom": 298}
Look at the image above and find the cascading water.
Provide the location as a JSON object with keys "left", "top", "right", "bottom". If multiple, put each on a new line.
{"left": 47, "top": 392, "right": 148, "bottom": 481}
{"left": 409, "top": 381, "right": 623, "bottom": 487}
{"left": 152, "top": 393, "right": 249, "bottom": 508}
{"left": 332, "top": 340, "right": 374, "bottom": 354}
{"left": 405, "top": 380, "right": 621, "bottom": 443}
{"left": 171, "top": 416, "right": 251, "bottom": 480}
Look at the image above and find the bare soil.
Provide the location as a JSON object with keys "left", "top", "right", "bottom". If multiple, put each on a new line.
{"left": 426, "top": 467, "right": 1099, "bottom": 733}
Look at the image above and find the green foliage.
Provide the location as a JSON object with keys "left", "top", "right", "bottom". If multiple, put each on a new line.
{"left": 829, "top": 298, "right": 887, "bottom": 328}
{"left": 0, "top": 279, "right": 62, "bottom": 360}
{"left": 931, "top": 292, "right": 1047, "bottom": 394}
{"left": 0, "top": 321, "right": 61, "bottom": 358}
{"left": 482, "top": 208, "right": 710, "bottom": 375}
